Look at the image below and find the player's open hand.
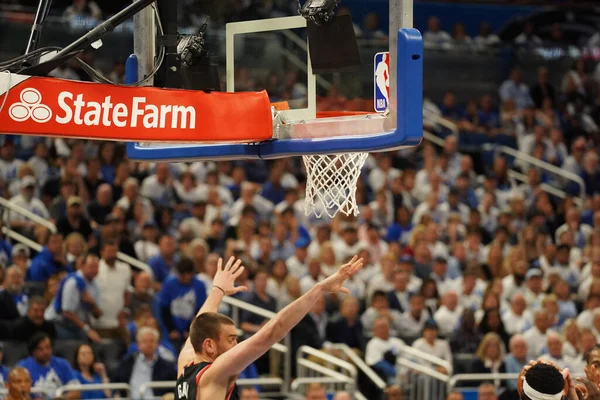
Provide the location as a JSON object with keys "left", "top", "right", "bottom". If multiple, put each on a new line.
{"left": 212, "top": 256, "right": 248, "bottom": 296}
{"left": 585, "top": 365, "right": 600, "bottom": 390}
{"left": 575, "top": 377, "right": 600, "bottom": 400}
{"left": 318, "top": 256, "right": 363, "bottom": 294}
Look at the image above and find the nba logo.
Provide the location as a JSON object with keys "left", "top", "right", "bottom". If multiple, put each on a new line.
{"left": 374, "top": 52, "right": 390, "bottom": 113}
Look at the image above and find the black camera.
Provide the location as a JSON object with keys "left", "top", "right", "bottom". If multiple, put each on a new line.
{"left": 299, "top": 0, "right": 340, "bottom": 26}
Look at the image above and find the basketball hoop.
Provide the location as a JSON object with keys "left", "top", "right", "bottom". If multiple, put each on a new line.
{"left": 302, "top": 152, "right": 369, "bottom": 218}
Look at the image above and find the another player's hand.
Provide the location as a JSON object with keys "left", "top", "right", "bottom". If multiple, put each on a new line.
{"left": 318, "top": 256, "right": 363, "bottom": 294}
{"left": 212, "top": 256, "right": 248, "bottom": 296}
{"left": 575, "top": 377, "right": 600, "bottom": 400}
{"left": 585, "top": 365, "right": 600, "bottom": 389}
{"left": 563, "top": 368, "right": 578, "bottom": 400}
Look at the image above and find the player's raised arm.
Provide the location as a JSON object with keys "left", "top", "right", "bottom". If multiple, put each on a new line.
{"left": 204, "top": 256, "right": 363, "bottom": 386}
{"left": 177, "top": 257, "right": 247, "bottom": 376}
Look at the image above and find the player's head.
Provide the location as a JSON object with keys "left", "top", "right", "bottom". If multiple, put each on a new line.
{"left": 7, "top": 367, "right": 31, "bottom": 400}
{"left": 190, "top": 312, "right": 238, "bottom": 360}
{"left": 586, "top": 344, "right": 600, "bottom": 368}
{"left": 520, "top": 363, "right": 565, "bottom": 400}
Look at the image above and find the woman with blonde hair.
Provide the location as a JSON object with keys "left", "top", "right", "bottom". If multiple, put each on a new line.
{"left": 319, "top": 241, "right": 337, "bottom": 277}
{"left": 472, "top": 332, "right": 506, "bottom": 386}
{"left": 482, "top": 243, "right": 504, "bottom": 281}
{"left": 63, "top": 232, "right": 87, "bottom": 265}
{"left": 186, "top": 238, "right": 209, "bottom": 273}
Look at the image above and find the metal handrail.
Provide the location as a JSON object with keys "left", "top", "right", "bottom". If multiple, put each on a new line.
{"left": 297, "top": 359, "right": 356, "bottom": 383}
{"left": 422, "top": 130, "right": 584, "bottom": 208}
{"left": 423, "top": 109, "right": 459, "bottom": 134}
{"left": 423, "top": 130, "right": 445, "bottom": 147}
{"left": 0, "top": 197, "right": 56, "bottom": 232}
{"left": 507, "top": 170, "right": 583, "bottom": 208}
{"left": 291, "top": 376, "right": 355, "bottom": 391}
{"left": 330, "top": 343, "right": 386, "bottom": 390}
{"left": 223, "top": 295, "right": 276, "bottom": 319}
{"left": 401, "top": 343, "right": 452, "bottom": 371}
{"left": 297, "top": 346, "right": 357, "bottom": 379}
{"left": 2, "top": 226, "right": 42, "bottom": 251}
{"left": 355, "top": 392, "right": 370, "bottom": 400}
{"left": 397, "top": 358, "right": 450, "bottom": 382}
{"left": 0, "top": 199, "right": 154, "bottom": 274}
{"left": 55, "top": 383, "right": 131, "bottom": 396}
{"left": 115, "top": 250, "right": 152, "bottom": 275}
{"left": 221, "top": 295, "right": 291, "bottom": 394}
{"left": 0, "top": 387, "right": 48, "bottom": 398}
{"left": 482, "top": 143, "right": 586, "bottom": 204}
{"left": 237, "top": 377, "right": 284, "bottom": 387}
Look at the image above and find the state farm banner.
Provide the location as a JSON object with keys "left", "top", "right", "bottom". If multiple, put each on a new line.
{"left": 0, "top": 74, "right": 273, "bottom": 143}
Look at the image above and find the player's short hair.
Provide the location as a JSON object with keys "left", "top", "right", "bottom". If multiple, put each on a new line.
{"left": 586, "top": 344, "right": 600, "bottom": 365}
{"left": 190, "top": 312, "right": 236, "bottom": 353}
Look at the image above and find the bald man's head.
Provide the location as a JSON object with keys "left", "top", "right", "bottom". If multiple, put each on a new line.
{"left": 7, "top": 367, "right": 31, "bottom": 399}
{"left": 333, "top": 392, "right": 352, "bottom": 400}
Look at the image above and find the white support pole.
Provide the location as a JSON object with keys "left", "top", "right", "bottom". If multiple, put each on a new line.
{"left": 389, "top": 0, "right": 413, "bottom": 127}
{"left": 133, "top": 0, "right": 156, "bottom": 86}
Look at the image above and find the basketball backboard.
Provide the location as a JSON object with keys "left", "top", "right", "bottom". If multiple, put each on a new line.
{"left": 126, "top": 11, "right": 423, "bottom": 162}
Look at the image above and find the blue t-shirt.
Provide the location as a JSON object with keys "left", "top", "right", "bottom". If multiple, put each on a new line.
{"left": 159, "top": 276, "right": 206, "bottom": 334}
{"left": 27, "top": 248, "right": 72, "bottom": 282}
{"left": 385, "top": 223, "right": 413, "bottom": 245}
{"left": 147, "top": 255, "right": 172, "bottom": 284}
{"left": 74, "top": 371, "right": 106, "bottom": 399}
{"left": 18, "top": 356, "right": 76, "bottom": 396}
{"left": 13, "top": 292, "right": 29, "bottom": 316}
{"left": 261, "top": 182, "right": 285, "bottom": 205}
{"left": 0, "top": 365, "right": 8, "bottom": 387}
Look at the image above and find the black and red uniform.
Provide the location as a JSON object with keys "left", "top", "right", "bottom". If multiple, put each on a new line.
{"left": 175, "top": 362, "right": 239, "bottom": 400}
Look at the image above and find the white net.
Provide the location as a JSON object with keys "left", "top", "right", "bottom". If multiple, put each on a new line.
{"left": 302, "top": 152, "right": 369, "bottom": 219}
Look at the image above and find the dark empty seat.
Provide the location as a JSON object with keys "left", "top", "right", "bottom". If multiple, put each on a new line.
{"left": 24, "top": 282, "right": 46, "bottom": 297}
{"left": 53, "top": 340, "right": 83, "bottom": 363}
{"left": 93, "top": 339, "right": 126, "bottom": 374}
{"left": 3, "top": 341, "right": 29, "bottom": 367}
{"left": 453, "top": 353, "right": 476, "bottom": 375}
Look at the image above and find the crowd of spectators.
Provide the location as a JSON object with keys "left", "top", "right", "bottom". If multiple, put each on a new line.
{"left": 4, "top": 2, "right": 600, "bottom": 400}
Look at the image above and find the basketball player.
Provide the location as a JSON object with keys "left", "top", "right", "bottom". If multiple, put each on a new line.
{"left": 5, "top": 367, "right": 32, "bottom": 400}
{"left": 175, "top": 255, "right": 363, "bottom": 400}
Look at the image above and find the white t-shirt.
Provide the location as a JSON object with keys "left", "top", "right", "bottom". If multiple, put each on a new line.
{"left": 92, "top": 260, "right": 132, "bottom": 329}
{"left": 412, "top": 338, "right": 453, "bottom": 374}
{"left": 140, "top": 175, "right": 169, "bottom": 203}
{"left": 365, "top": 336, "right": 406, "bottom": 366}
{"left": 134, "top": 240, "right": 160, "bottom": 263}
{"left": 0, "top": 158, "right": 24, "bottom": 183}
{"left": 502, "top": 308, "right": 533, "bottom": 335}
{"left": 7, "top": 194, "right": 49, "bottom": 223}
{"left": 523, "top": 326, "right": 553, "bottom": 359}
{"left": 434, "top": 306, "right": 463, "bottom": 336}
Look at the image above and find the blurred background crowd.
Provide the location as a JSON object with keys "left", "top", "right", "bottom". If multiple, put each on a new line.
{"left": 1, "top": 0, "right": 600, "bottom": 400}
